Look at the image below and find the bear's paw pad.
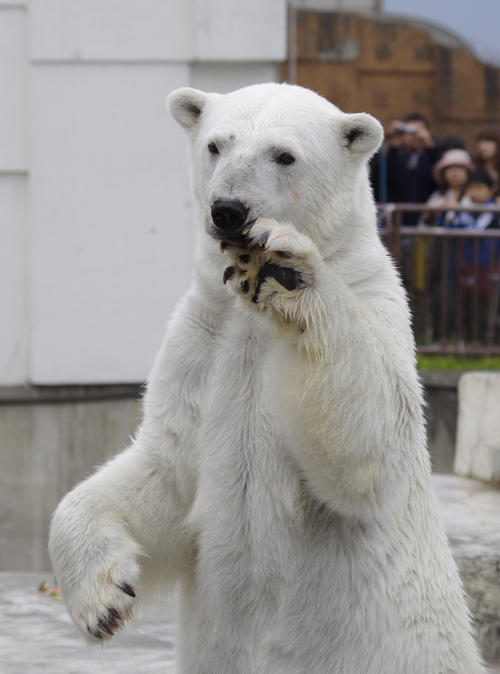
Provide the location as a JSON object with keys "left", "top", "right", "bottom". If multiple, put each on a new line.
{"left": 221, "top": 220, "right": 314, "bottom": 309}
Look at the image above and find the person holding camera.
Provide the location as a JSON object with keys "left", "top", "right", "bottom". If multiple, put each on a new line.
{"left": 385, "top": 113, "right": 442, "bottom": 224}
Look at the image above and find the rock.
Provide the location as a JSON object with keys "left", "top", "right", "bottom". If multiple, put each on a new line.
{"left": 454, "top": 372, "right": 500, "bottom": 483}
{"left": 434, "top": 474, "right": 500, "bottom": 664}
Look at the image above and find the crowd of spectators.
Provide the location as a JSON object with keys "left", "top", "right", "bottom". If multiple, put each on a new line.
{"left": 371, "top": 116, "right": 500, "bottom": 225}
{"left": 370, "top": 117, "right": 500, "bottom": 344}
{"left": 370, "top": 114, "right": 500, "bottom": 278}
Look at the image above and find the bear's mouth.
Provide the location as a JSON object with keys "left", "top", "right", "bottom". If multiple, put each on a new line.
{"left": 207, "top": 218, "right": 257, "bottom": 247}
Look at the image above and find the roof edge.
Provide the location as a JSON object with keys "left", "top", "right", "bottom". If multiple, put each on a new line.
{"left": 312, "top": 10, "right": 476, "bottom": 57}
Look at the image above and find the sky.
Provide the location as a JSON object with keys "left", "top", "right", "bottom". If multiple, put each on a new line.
{"left": 384, "top": 0, "right": 500, "bottom": 66}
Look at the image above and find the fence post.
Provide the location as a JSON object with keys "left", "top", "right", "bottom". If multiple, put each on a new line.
{"left": 393, "top": 207, "right": 402, "bottom": 267}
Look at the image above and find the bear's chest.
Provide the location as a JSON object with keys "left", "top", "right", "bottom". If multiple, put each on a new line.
{"left": 188, "top": 318, "right": 306, "bottom": 570}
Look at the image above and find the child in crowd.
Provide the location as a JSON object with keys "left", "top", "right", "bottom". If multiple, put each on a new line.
{"left": 429, "top": 149, "right": 475, "bottom": 208}
{"left": 450, "top": 170, "right": 499, "bottom": 233}
{"left": 475, "top": 127, "right": 500, "bottom": 187}
{"left": 449, "top": 170, "right": 500, "bottom": 340}
{"left": 424, "top": 149, "right": 475, "bottom": 225}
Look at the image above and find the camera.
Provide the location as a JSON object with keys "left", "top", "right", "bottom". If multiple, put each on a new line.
{"left": 395, "top": 123, "right": 419, "bottom": 135}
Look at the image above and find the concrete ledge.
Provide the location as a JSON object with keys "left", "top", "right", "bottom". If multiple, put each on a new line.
{"left": 0, "top": 383, "right": 143, "bottom": 404}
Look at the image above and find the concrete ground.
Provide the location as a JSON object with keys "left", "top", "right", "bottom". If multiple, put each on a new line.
{"left": 1, "top": 475, "right": 500, "bottom": 673}
{"left": 0, "top": 573, "right": 176, "bottom": 674}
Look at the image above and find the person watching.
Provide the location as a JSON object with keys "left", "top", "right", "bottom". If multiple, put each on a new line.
{"left": 475, "top": 127, "right": 500, "bottom": 188}
{"left": 385, "top": 113, "right": 442, "bottom": 224}
{"left": 449, "top": 169, "right": 500, "bottom": 338}
{"left": 451, "top": 170, "right": 499, "bottom": 231}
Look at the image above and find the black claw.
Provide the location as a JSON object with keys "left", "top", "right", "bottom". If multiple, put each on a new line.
{"left": 119, "top": 582, "right": 136, "bottom": 598}
{"left": 258, "top": 231, "right": 270, "bottom": 247}
{"left": 242, "top": 223, "right": 253, "bottom": 235}
{"left": 98, "top": 619, "right": 114, "bottom": 636}
{"left": 220, "top": 241, "right": 229, "bottom": 253}
{"left": 223, "top": 266, "right": 236, "bottom": 285}
{"left": 109, "top": 607, "right": 121, "bottom": 622}
{"left": 241, "top": 280, "right": 250, "bottom": 294}
{"left": 277, "top": 250, "right": 292, "bottom": 258}
{"left": 107, "top": 611, "right": 118, "bottom": 627}
{"left": 88, "top": 625, "right": 103, "bottom": 639}
{"left": 238, "top": 254, "right": 251, "bottom": 264}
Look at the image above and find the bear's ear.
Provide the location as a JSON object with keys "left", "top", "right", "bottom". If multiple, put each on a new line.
{"left": 340, "top": 113, "right": 383, "bottom": 158}
{"left": 167, "top": 88, "right": 208, "bottom": 130}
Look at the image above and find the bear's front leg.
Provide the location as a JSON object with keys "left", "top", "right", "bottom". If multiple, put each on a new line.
{"left": 49, "top": 477, "right": 143, "bottom": 642}
{"left": 221, "top": 218, "right": 321, "bottom": 335}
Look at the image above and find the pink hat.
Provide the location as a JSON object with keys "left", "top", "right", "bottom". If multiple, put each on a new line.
{"left": 432, "top": 149, "right": 475, "bottom": 184}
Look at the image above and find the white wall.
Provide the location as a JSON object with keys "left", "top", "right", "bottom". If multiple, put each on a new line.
{"left": 0, "top": 176, "right": 28, "bottom": 384}
{"left": 1, "top": 0, "right": 286, "bottom": 385}
{"left": 193, "top": 0, "right": 287, "bottom": 61}
{"left": 29, "top": 0, "right": 286, "bottom": 63}
{"left": 191, "top": 62, "right": 282, "bottom": 95}
{"left": 29, "top": 63, "right": 193, "bottom": 383}
{"left": 29, "top": 0, "right": 192, "bottom": 62}
{"left": 0, "top": 2, "right": 28, "bottom": 385}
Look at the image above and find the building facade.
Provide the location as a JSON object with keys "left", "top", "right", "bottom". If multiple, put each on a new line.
{"left": 283, "top": 10, "right": 500, "bottom": 149}
{"left": 0, "top": 0, "right": 286, "bottom": 387}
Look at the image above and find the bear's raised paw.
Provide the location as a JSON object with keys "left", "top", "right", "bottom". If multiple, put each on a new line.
{"left": 221, "top": 219, "right": 318, "bottom": 321}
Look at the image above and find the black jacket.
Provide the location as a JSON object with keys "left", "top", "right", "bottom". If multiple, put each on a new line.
{"left": 386, "top": 145, "right": 442, "bottom": 224}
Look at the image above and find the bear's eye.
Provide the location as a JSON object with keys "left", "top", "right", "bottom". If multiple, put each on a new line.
{"left": 208, "top": 142, "right": 219, "bottom": 155}
{"left": 277, "top": 153, "right": 295, "bottom": 166}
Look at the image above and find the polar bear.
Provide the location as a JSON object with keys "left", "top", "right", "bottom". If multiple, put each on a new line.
{"left": 49, "top": 83, "right": 485, "bottom": 673}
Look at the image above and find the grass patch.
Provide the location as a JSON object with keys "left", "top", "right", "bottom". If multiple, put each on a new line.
{"left": 417, "top": 354, "right": 500, "bottom": 371}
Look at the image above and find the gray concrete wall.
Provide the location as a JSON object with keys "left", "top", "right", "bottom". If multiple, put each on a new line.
{"left": 0, "top": 374, "right": 460, "bottom": 572}
{"left": 0, "top": 386, "right": 143, "bottom": 572}
{"left": 421, "top": 370, "right": 461, "bottom": 474}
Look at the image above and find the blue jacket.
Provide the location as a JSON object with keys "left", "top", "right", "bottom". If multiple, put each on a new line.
{"left": 448, "top": 200, "right": 500, "bottom": 269}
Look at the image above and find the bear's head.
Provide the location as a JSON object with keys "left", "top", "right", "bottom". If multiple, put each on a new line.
{"left": 168, "top": 83, "right": 382, "bottom": 252}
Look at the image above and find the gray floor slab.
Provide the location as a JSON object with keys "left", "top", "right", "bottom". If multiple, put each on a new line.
{"left": 0, "top": 573, "right": 176, "bottom": 674}
{"left": 1, "top": 475, "right": 500, "bottom": 673}
{"left": 433, "top": 474, "right": 500, "bottom": 558}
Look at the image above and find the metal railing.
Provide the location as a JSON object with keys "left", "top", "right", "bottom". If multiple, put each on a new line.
{"left": 378, "top": 204, "right": 500, "bottom": 355}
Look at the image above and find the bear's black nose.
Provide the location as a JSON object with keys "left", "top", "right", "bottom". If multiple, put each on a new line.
{"left": 211, "top": 200, "right": 248, "bottom": 235}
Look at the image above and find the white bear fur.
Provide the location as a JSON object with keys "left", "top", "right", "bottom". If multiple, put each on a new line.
{"left": 49, "top": 83, "right": 485, "bottom": 673}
